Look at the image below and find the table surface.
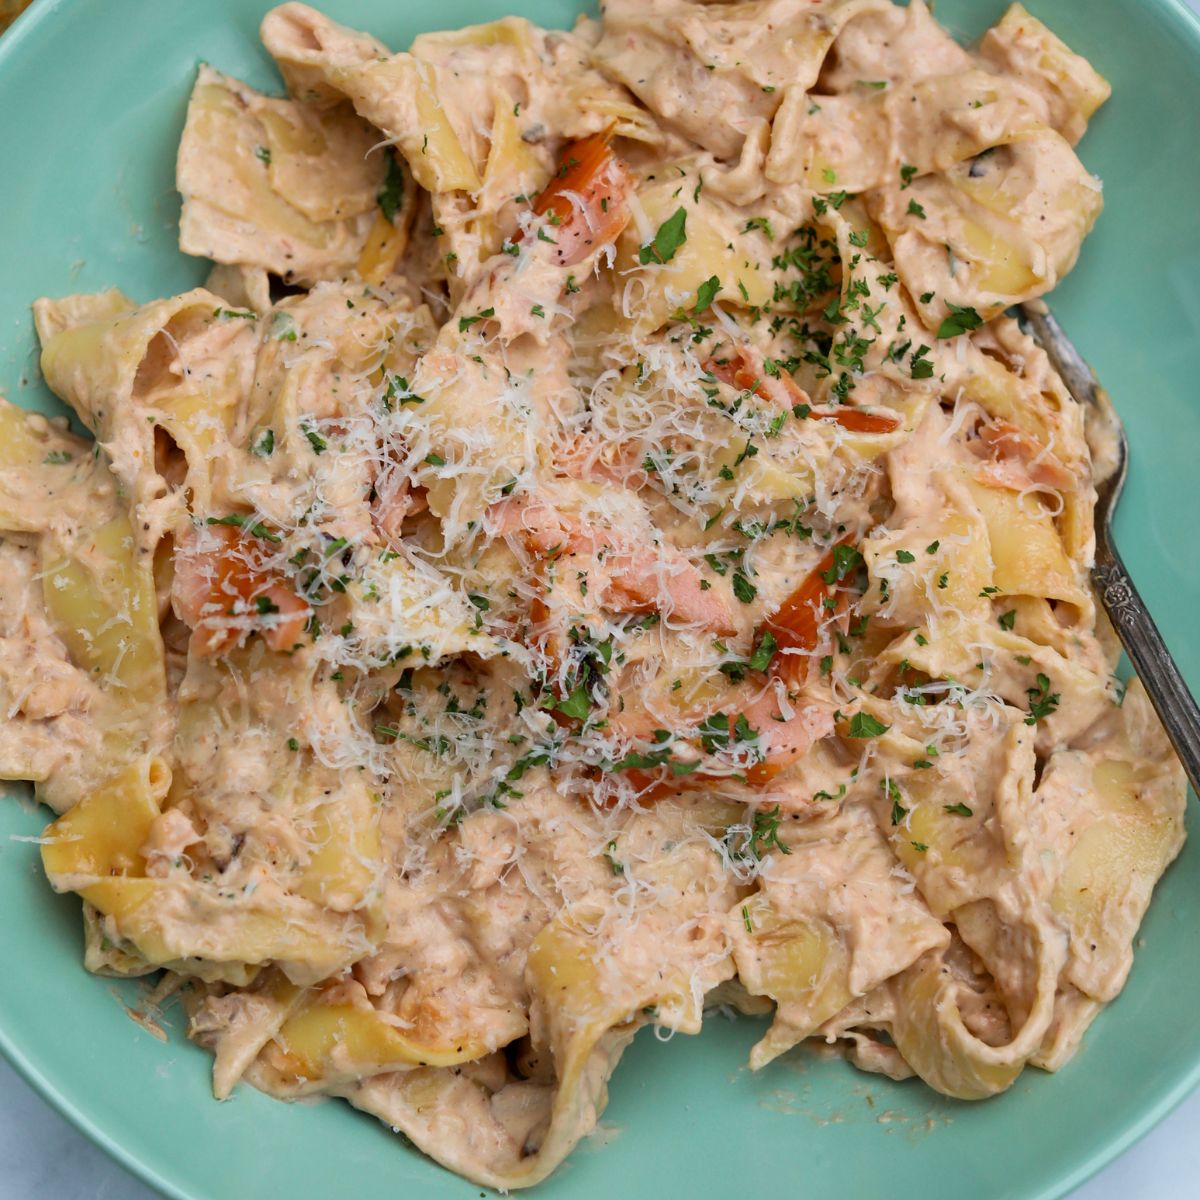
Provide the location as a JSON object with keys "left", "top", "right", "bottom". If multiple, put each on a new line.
{"left": 3, "top": 0, "right": 1200, "bottom": 1196}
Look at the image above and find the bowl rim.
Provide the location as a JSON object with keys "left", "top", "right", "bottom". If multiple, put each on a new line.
{"left": 1, "top": 1, "right": 1200, "bottom": 1198}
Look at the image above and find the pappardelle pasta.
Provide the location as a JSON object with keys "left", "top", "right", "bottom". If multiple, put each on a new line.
{"left": 0, "top": 0, "right": 1185, "bottom": 1188}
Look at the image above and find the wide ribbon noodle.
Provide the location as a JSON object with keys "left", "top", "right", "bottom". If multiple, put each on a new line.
{"left": 0, "top": 0, "right": 1184, "bottom": 1188}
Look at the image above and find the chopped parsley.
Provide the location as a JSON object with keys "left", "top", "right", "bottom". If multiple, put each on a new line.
{"left": 301, "top": 420, "right": 326, "bottom": 455}
{"left": 822, "top": 544, "right": 863, "bottom": 584}
{"left": 748, "top": 630, "right": 778, "bottom": 673}
{"left": 458, "top": 307, "right": 495, "bottom": 333}
{"left": 695, "top": 712, "right": 759, "bottom": 758}
{"left": 268, "top": 311, "right": 297, "bottom": 342}
{"left": 205, "top": 513, "right": 281, "bottom": 543}
{"left": 638, "top": 207, "right": 688, "bottom": 265}
{"left": 734, "top": 439, "right": 758, "bottom": 466}
{"left": 555, "top": 684, "right": 593, "bottom": 722}
{"left": 696, "top": 712, "right": 732, "bottom": 754}
{"left": 747, "top": 804, "right": 792, "bottom": 859}
{"left": 1024, "top": 673, "right": 1060, "bottom": 725}
{"left": 694, "top": 274, "right": 721, "bottom": 312}
{"left": 604, "top": 840, "right": 624, "bottom": 875}
{"left": 732, "top": 570, "right": 757, "bottom": 604}
{"left": 813, "top": 782, "right": 847, "bottom": 803}
{"left": 377, "top": 152, "right": 404, "bottom": 222}
{"left": 744, "top": 216, "right": 774, "bottom": 240}
{"left": 882, "top": 777, "right": 907, "bottom": 824}
{"left": 910, "top": 344, "right": 934, "bottom": 379}
{"left": 847, "top": 712, "right": 889, "bottom": 738}
{"left": 936, "top": 303, "right": 984, "bottom": 338}
{"left": 613, "top": 746, "right": 673, "bottom": 772}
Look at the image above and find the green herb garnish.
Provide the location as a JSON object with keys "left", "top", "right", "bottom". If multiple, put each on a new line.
{"left": 377, "top": 152, "right": 404, "bottom": 222}
{"left": 848, "top": 712, "right": 889, "bottom": 737}
{"left": 937, "top": 303, "right": 984, "bottom": 338}
{"left": 638, "top": 207, "right": 688, "bottom": 265}
{"left": 1024, "top": 673, "right": 1060, "bottom": 724}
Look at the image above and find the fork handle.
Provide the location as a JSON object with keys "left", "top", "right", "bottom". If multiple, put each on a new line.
{"left": 1093, "top": 540, "right": 1200, "bottom": 795}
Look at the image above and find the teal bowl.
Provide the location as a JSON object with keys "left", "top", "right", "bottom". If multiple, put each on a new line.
{"left": 1, "top": 1, "right": 1198, "bottom": 1197}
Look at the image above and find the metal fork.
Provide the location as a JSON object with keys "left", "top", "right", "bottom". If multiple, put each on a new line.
{"left": 1019, "top": 305, "right": 1200, "bottom": 795}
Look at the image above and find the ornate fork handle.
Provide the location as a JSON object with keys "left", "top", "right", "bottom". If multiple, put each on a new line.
{"left": 1093, "top": 539, "right": 1200, "bottom": 795}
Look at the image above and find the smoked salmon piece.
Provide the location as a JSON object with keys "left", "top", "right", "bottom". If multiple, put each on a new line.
{"left": 172, "top": 523, "right": 309, "bottom": 657}
{"left": 514, "top": 132, "right": 633, "bottom": 267}
{"left": 973, "top": 418, "right": 1074, "bottom": 491}
{"left": 705, "top": 347, "right": 901, "bottom": 434}
{"left": 491, "top": 497, "right": 734, "bottom": 632}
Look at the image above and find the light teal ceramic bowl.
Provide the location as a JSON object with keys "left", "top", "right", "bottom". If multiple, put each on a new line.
{"left": 1, "top": 2, "right": 1198, "bottom": 1197}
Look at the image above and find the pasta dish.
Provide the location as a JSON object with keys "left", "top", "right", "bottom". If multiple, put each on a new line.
{"left": 0, "top": 0, "right": 1186, "bottom": 1187}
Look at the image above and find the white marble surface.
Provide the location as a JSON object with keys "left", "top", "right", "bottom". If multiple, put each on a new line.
{"left": 3, "top": 0, "right": 1200, "bottom": 1195}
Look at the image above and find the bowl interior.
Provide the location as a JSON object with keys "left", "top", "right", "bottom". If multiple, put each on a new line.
{"left": 1, "top": 2, "right": 1198, "bottom": 1198}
